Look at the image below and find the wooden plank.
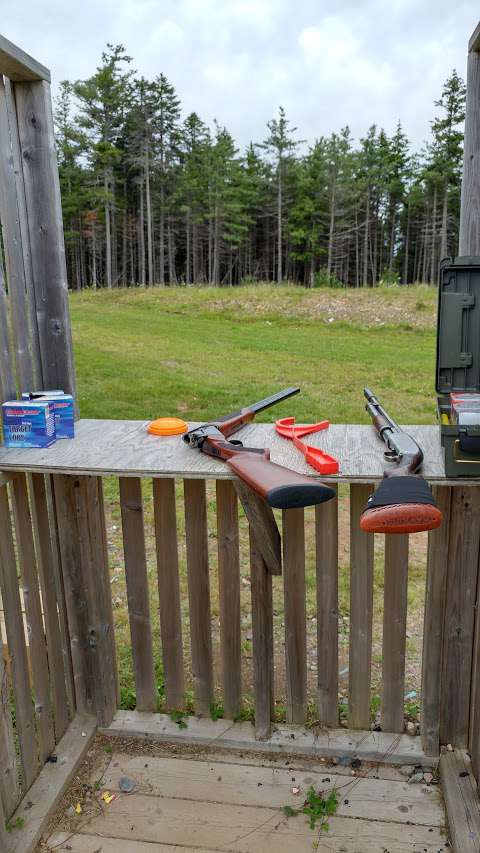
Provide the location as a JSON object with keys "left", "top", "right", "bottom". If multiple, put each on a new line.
{"left": 13, "top": 79, "right": 77, "bottom": 403}
{"left": 49, "top": 838, "right": 217, "bottom": 853}
{"left": 0, "top": 250, "right": 16, "bottom": 403}
{"left": 0, "top": 653, "right": 20, "bottom": 819}
{"left": 381, "top": 534, "right": 409, "bottom": 733}
{"left": 282, "top": 507, "right": 306, "bottom": 724}
{"left": 0, "top": 420, "right": 460, "bottom": 483}
{"left": 348, "top": 483, "right": 374, "bottom": 729}
{"left": 315, "top": 485, "right": 338, "bottom": 726}
{"left": 440, "top": 750, "right": 480, "bottom": 853}
{"left": 0, "top": 485, "right": 38, "bottom": 788}
{"left": 10, "top": 473, "right": 55, "bottom": 762}
{"left": 216, "top": 479, "right": 241, "bottom": 719}
{"left": 249, "top": 527, "right": 273, "bottom": 739}
{"left": 0, "top": 791, "right": 7, "bottom": 850}
{"left": 422, "top": 486, "right": 452, "bottom": 756}
{"left": 0, "top": 34, "right": 50, "bottom": 81}
{"left": 470, "top": 543, "right": 480, "bottom": 781}
{"left": 64, "top": 793, "right": 447, "bottom": 852}
{"left": 440, "top": 486, "right": 480, "bottom": 747}
{"left": 469, "top": 21, "right": 480, "bottom": 53}
{"left": 100, "top": 753, "right": 445, "bottom": 826}
{"left": 460, "top": 46, "right": 480, "bottom": 255}
{"left": 29, "top": 473, "right": 70, "bottom": 740}
{"left": 105, "top": 711, "right": 435, "bottom": 765}
{"left": 152, "top": 478, "right": 185, "bottom": 711}
{"left": 183, "top": 479, "right": 213, "bottom": 716}
{"left": 234, "top": 479, "right": 282, "bottom": 575}
{"left": 4, "top": 715, "right": 96, "bottom": 853}
{"left": 119, "top": 477, "right": 156, "bottom": 712}
{"left": 0, "top": 75, "right": 35, "bottom": 392}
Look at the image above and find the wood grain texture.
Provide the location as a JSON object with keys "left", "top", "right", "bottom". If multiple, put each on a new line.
{"left": 348, "top": 483, "right": 374, "bottom": 729}
{"left": 0, "top": 653, "right": 20, "bottom": 819}
{"left": 0, "top": 420, "right": 456, "bottom": 482}
{"left": 460, "top": 48, "right": 480, "bottom": 255}
{"left": 10, "top": 473, "right": 55, "bottom": 762}
{"left": 233, "top": 479, "right": 281, "bottom": 575}
{"left": 440, "top": 486, "right": 480, "bottom": 747}
{"left": 249, "top": 527, "right": 273, "bottom": 739}
{"left": 0, "top": 34, "right": 50, "bottom": 81}
{"left": 282, "top": 507, "right": 306, "bottom": 724}
{"left": 183, "top": 479, "right": 213, "bottom": 716}
{"left": 470, "top": 551, "right": 480, "bottom": 781}
{"left": 153, "top": 478, "right": 185, "bottom": 711}
{"left": 119, "top": 477, "right": 156, "bottom": 712}
{"left": 29, "top": 473, "right": 70, "bottom": 739}
{"left": 0, "top": 791, "right": 7, "bottom": 849}
{"left": 216, "top": 480, "right": 241, "bottom": 719}
{"left": 0, "top": 250, "right": 16, "bottom": 403}
{"left": 440, "top": 750, "right": 480, "bottom": 853}
{"left": 422, "top": 486, "right": 452, "bottom": 756}
{"left": 315, "top": 485, "right": 339, "bottom": 726}
{"left": 381, "top": 534, "right": 409, "bottom": 733}
{"left": 14, "top": 79, "right": 77, "bottom": 403}
{"left": 0, "top": 485, "right": 38, "bottom": 788}
{"left": 469, "top": 20, "right": 480, "bottom": 52}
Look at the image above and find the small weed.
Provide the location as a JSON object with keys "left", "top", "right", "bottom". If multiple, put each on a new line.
{"left": 405, "top": 699, "right": 420, "bottom": 718}
{"left": 104, "top": 743, "right": 113, "bottom": 754}
{"left": 210, "top": 701, "right": 224, "bottom": 722}
{"left": 6, "top": 816, "right": 25, "bottom": 832}
{"left": 370, "top": 694, "right": 381, "bottom": 718}
{"left": 283, "top": 786, "right": 338, "bottom": 834}
{"left": 170, "top": 710, "right": 188, "bottom": 730}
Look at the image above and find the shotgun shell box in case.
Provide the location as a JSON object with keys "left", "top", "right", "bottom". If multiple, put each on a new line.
{"left": 2, "top": 400, "right": 56, "bottom": 448}
{"left": 21, "top": 390, "right": 75, "bottom": 439}
{"left": 437, "top": 256, "right": 480, "bottom": 476}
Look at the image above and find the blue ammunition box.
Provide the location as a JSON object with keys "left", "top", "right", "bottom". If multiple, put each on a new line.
{"left": 2, "top": 401, "right": 56, "bottom": 448}
{"left": 22, "top": 390, "right": 74, "bottom": 439}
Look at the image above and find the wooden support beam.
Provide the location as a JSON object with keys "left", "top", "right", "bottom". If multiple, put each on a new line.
{"left": 460, "top": 31, "right": 480, "bottom": 255}
{"left": 0, "top": 33, "right": 50, "bottom": 82}
{"left": 249, "top": 527, "right": 273, "bottom": 739}
{"left": 216, "top": 480, "right": 241, "bottom": 719}
{"left": 348, "top": 483, "right": 374, "bottom": 729}
{"left": 316, "top": 485, "right": 339, "bottom": 727}
{"left": 0, "top": 654, "right": 20, "bottom": 820}
{"left": 282, "top": 507, "right": 306, "bottom": 724}
{"left": 381, "top": 534, "right": 409, "bottom": 733}
{"left": 0, "top": 250, "right": 16, "bottom": 403}
{"left": 468, "top": 21, "right": 480, "bottom": 53}
{"left": 234, "top": 480, "right": 282, "bottom": 575}
{"left": 440, "top": 750, "right": 480, "bottom": 853}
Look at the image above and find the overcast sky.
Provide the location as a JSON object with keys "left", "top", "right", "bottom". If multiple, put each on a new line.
{"left": 2, "top": 1, "right": 479, "bottom": 151}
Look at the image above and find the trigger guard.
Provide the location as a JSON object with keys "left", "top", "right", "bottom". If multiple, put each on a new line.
{"left": 230, "top": 439, "right": 243, "bottom": 447}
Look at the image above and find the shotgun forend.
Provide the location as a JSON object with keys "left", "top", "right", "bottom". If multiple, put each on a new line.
{"left": 360, "top": 388, "right": 442, "bottom": 534}
{"left": 183, "top": 388, "right": 336, "bottom": 510}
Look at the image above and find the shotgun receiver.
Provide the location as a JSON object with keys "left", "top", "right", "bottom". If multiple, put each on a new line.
{"left": 361, "top": 388, "right": 442, "bottom": 534}
{"left": 183, "top": 388, "right": 335, "bottom": 510}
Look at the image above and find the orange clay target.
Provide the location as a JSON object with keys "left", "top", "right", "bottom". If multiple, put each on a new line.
{"left": 148, "top": 417, "right": 188, "bottom": 436}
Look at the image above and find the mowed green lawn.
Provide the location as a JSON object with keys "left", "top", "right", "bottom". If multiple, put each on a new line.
{"left": 70, "top": 284, "right": 438, "bottom": 425}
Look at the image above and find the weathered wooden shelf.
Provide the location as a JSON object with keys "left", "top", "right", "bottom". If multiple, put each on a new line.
{"left": 0, "top": 417, "right": 468, "bottom": 483}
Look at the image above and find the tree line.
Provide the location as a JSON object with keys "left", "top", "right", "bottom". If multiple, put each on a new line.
{"left": 55, "top": 44, "right": 466, "bottom": 289}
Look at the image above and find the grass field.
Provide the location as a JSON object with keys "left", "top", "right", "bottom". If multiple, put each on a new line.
{"left": 69, "top": 284, "right": 438, "bottom": 726}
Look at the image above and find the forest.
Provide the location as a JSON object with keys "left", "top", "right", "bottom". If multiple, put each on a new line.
{"left": 55, "top": 44, "right": 466, "bottom": 289}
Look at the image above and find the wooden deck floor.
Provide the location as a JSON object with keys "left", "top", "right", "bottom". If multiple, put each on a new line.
{"left": 42, "top": 746, "right": 448, "bottom": 853}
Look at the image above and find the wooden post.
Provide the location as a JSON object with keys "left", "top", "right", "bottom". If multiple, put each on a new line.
{"left": 119, "top": 477, "right": 156, "bottom": 712}
{"left": 0, "top": 654, "right": 20, "bottom": 820}
{"left": 440, "top": 486, "right": 480, "bottom": 747}
{"left": 234, "top": 480, "right": 282, "bottom": 575}
{"left": 316, "top": 485, "right": 339, "bottom": 727}
{"left": 422, "top": 486, "right": 452, "bottom": 756}
{"left": 153, "top": 478, "right": 185, "bottom": 711}
{"left": 249, "top": 527, "right": 273, "bottom": 739}
{"left": 216, "top": 480, "right": 242, "bottom": 719}
{"left": 381, "top": 535, "right": 409, "bottom": 733}
{"left": 348, "top": 483, "right": 374, "bottom": 729}
{"left": 459, "top": 26, "right": 480, "bottom": 255}
{"left": 282, "top": 508, "right": 307, "bottom": 724}
{"left": 0, "top": 251, "right": 16, "bottom": 403}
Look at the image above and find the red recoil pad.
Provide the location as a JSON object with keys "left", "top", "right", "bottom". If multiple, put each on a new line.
{"left": 360, "top": 475, "right": 443, "bottom": 534}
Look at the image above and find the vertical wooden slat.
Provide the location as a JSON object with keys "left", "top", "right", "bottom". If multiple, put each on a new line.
{"left": 0, "top": 485, "right": 38, "bottom": 788}
{"left": 0, "top": 653, "right": 20, "bottom": 819}
{"left": 153, "top": 478, "right": 185, "bottom": 711}
{"left": 316, "top": 485, "right": 339, "bottom": 727}
{"left": 0, "top": 75, "right": 35, "bottom": 391}
{"left": 183, "top": 479, "right": 213, "bottom": 716}
{"left": 0, "top": 785, "right": 8, "bottom": 850}
{"left": 10, "top": 473, "right": 55, "bottom": 762}
{"left": 13, "top": 79, "right": 77, "bottom": 403}
{"left": 459, "top": 42, "right": 480, "bottom": 255}
{"left": 249, "top": 526, "right": 273, "bottom": 739}
{"left": 0, "top": 251, "right": 16, "bottom": 403}
{"left": 348, "top": 483, "right": 374, "bottom": 729}
{"left": 422, "top": 486, "right": 452, "bottom": 756}
{"left": 282, "top": 507, "right": 306, "bottom": 724}
{"left": 381, "top": 534, "right": 409, "bottom": 733}
{"left": 470, "top": 569, "right": 480, "bottom": 782}
{"left": 119, "top": 477, "right": 156, "bottom": 712}
{"left": 30, "top": 473, "right": 71, "bottom": 739}
{"left": 440, "top": 486, "right": 480, "bottom": 748}
{"left": 216, "top": 480, "right": 241, "bottom": 719}
{"left": 97, "top": 478, "right": 120, "bottom": 709}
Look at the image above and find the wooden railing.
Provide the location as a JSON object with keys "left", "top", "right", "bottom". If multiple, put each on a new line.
{"left": 1, "top": 419, "right": 480, "bottom": 814}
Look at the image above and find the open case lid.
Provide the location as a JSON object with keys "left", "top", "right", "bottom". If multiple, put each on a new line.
{"left": 436, "top": 256, "right": 480, "bottom": 394}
